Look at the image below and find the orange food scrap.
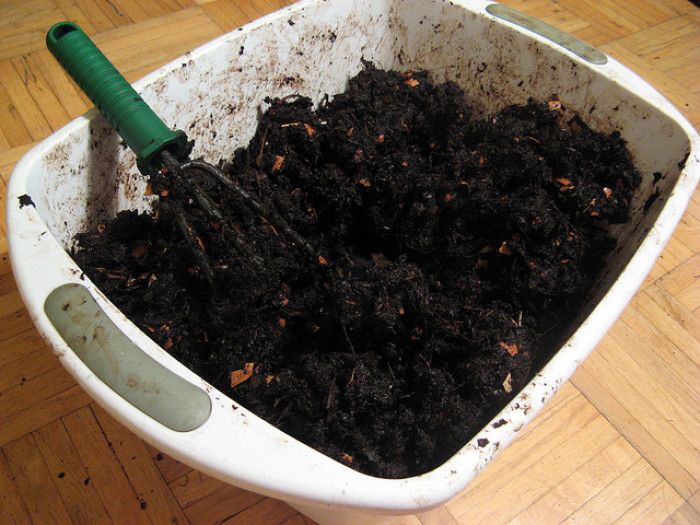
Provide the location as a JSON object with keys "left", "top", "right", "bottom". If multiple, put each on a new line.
{"left": 405, "top": 78, "right": 420, "bottom": 88}
{"left": 265, "top": 375, "right": 275, "bottom": 385}
{"left": 341, "top": 453, "right": 354, "bottom": 464}
{"left": 358, "top": 178, "right": 371, "bottom": 188}
{"left": 410, "top": 327, "right": 423, "bottom": 341}
{"left": 375, "top": 134, "right": 385, "bottom": 144}
{"left": 498, "top": 242, "right": 512, "bottom": 256}
{"left": 131, "top": 241, "right": 149, "bottom": 258}
{"left": 230, "top": 362, "right": 255, "bottom": 388}
{"left": 399, "top": 307, "right": 406, "bottom": 316}
{"left": 499, "top": 341, "right": 519, "bottom": 356}
{"left": 555, "top": 177, "right": 575, "bottom": 192}
{"left": 304, "top": 123, "right": 316, "bottom": 136}
{"left": 281, "top": 297, "right": 290, "bottom": 306}
{"left": 278, "top": 318, "right": 287, "bottom": 328}
{"left": 475, "top": 259, "right": 489, "bottom": 270}
{"left": 603, "top": 187, "right": 613, "bottom": 199}
{"left": 272, "top": 155, "right": 285, "bottom": 172}
{"left": 318, "top": 255, "right": 328, "bottom": 266}
{"left": 144, "top": 183, "right": 154, "bottom": 196}
{"left": 160, "top": 189, "right": 170, "bottom": 197}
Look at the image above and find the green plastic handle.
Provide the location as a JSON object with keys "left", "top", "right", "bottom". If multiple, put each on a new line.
{"left": 46, "top": 21, "right": 188, "bottom": 174}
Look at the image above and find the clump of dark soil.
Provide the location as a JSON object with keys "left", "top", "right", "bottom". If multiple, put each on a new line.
{"left": 74, "top": 64, "right": 640, "bottom": 478}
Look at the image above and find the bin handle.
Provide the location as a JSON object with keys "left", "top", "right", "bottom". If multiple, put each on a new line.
{"left": 486, "top": 4, "right": 608, "bottom": 65}
{"left": 45, "top": 283, "right": 211, "bottom": 432}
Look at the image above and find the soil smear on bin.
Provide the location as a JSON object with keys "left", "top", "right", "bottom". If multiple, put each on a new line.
{"left": 74, "top": 63, "right": 640, "bottom": 478}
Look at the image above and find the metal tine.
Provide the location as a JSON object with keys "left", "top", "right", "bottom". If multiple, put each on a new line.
{"left": 162, "top": 151, "right": 266, "bottom": 269}
{"left": 162, "top": 151, "right": 263, "bottom": 272}
{"left": 160, "top": 151, "right": 325, "bottom": 283}
{"left": 222, "top": 228, "right": 266, "bottom": 269}
{"left": 170, "top": 204, "right": 215, "bottom": 287}
{"left": 181, "top": 159, "right": 320, "bottom": 261}
{"left": 189, "top": 183, "right": 223, "bottom": 221}
{"left": 160, "top": 151, "right": 222, "bottom": 221}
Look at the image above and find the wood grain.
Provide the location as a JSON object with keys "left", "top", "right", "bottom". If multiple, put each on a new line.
{"left": 62, "top": 407, "right": 152, "bottom": 525}
{"left": 3, "top": 433, "right": 74, "bottom": 524}
{"left": 0, "top": 0, "right": 697, "bottom": 523}
{"left": 0, "top": 449, "right": 32, "bottom": 525}
{"left": 91, "top": 404, "right": 189, "bottom": 525}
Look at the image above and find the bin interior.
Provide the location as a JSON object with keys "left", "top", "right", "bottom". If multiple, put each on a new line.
{"left": 26, "top": 0, "right": 691, "bottom": 361}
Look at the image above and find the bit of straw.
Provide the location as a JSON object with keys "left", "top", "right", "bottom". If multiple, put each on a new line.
{"left": 503, "top": 373, "right": 513, "bottom": 393}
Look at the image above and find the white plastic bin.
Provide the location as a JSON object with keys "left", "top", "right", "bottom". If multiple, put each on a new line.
{"left": 6, "top": 1, "right": 699, "bottom": 524}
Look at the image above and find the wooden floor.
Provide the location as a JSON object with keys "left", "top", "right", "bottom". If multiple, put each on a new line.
{"left": 0, "top": 0, "right": 698, "bottom": 523}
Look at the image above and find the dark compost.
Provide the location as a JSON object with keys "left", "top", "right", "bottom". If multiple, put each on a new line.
{"left": 74, "top": 64, "right": 640, "bottom": 478}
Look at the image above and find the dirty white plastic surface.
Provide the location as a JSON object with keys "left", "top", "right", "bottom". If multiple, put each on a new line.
{"left": 7, "top": 1, "right": 699, "bottom": 523}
